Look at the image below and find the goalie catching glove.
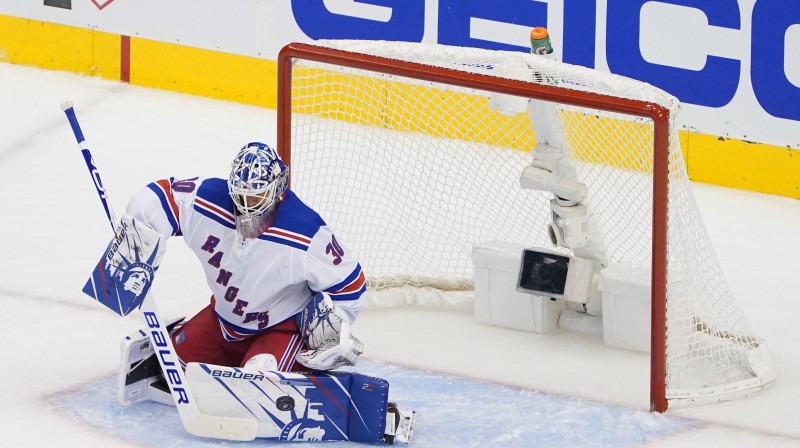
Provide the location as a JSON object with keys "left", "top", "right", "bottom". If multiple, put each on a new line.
{"left": 296, "top": 292, "right": 364, "bottom": 370}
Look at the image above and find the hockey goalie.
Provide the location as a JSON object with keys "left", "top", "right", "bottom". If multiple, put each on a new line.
{"left": 80, "top": 141, "right": 414, "bottom": 444}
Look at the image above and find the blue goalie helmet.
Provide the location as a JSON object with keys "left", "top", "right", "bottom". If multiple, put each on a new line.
{"left": 228, "top": 142, "right": 289, "bottom": 218}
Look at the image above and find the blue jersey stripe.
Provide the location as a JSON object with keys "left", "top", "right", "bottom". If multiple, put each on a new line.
{"left": 258, "top": 234, "right": 309, "bottom": 251}
{"left": 328, "top": 284, "right": 367, "bottom": 301}
{"left": 194, "top": 204, "right": 236, "bottom": 230}
{"left": 326, "top": 264, "right": 363, "bottom": 293}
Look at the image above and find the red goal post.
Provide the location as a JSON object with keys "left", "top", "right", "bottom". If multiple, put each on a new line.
{"left": 276, "top": 40, "right": 773, "bottom": 413}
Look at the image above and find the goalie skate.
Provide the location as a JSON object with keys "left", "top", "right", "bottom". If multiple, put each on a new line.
{"left": 117, "top": 316, "right": 185, "bottom": 406}
{"left": 384, "top": 402, "right": 415, "bottom": 444}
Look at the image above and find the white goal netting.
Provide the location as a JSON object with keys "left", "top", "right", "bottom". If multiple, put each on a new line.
{"left": 282, "top": 40, "right": 775, "bottom": 408}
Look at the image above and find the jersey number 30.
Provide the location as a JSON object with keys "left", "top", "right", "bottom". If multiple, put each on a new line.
{"left": 326, "top": 236, "right": 344, "bottom": 265}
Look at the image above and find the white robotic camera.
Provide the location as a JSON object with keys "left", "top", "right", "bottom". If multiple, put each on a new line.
{"left": 516, "top": 247, "right": 593, "bottom": 303}
{"left": 519, "top": 146, "right": 591, "bottom": 250}
{"left": 548, "top": 199, "right": 589, "bottom": 248}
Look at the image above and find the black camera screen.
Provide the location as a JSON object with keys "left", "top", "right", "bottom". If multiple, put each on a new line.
{"left": 518, "top": 249, "right": 570, "bottom": 296}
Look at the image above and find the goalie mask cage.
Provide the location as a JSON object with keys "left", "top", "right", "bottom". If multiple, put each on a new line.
{"left": 276, "top": 40, "right": 775, "bottom": 412}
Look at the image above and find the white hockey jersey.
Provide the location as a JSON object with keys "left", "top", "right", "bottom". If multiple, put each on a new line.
{"left": 125, "top": 177, "right": 366, "bottom": 341}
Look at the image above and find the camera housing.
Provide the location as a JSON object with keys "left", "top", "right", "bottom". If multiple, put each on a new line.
{"left": 517, "top": 247, "right": 594, "bottom": 303}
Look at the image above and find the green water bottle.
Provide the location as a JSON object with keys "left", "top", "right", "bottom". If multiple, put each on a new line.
{"left": 530, "top": 27, "right": 553, "bottom": 56}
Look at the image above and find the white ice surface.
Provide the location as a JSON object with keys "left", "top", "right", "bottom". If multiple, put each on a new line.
{"left": 1, "top": 62, "right": 799, "bottom": 447}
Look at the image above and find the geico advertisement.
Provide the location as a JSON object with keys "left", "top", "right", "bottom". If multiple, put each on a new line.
{"left": 261, "top": 0, "right": 800, "bottom": 150}
{"left": 6, "top": 0, "right": 799, "bottom": 149}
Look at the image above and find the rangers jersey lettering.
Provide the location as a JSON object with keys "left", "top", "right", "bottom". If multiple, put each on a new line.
{"left": 125, "top": 177, "right": 366, "bottom": 339}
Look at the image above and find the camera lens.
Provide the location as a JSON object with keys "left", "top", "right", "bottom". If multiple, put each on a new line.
{"left": 538, "top": 263, "right": 556, "bottom": 281}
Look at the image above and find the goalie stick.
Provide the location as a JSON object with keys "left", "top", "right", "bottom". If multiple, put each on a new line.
{"left": 61, "top": 101, "right": 258, "bottom": 441}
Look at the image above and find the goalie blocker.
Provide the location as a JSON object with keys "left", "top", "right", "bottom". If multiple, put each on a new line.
{"left": 118, "top": 324, "right": 414, "bottom": 443}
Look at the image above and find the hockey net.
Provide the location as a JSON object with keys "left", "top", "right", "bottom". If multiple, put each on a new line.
{"left": 276, "top": 40, "right": 775, "bottom": 411}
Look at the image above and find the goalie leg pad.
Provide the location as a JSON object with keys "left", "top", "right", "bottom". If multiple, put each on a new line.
{"left": 186, "top": 363, "right": 407, "bottom": 444}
